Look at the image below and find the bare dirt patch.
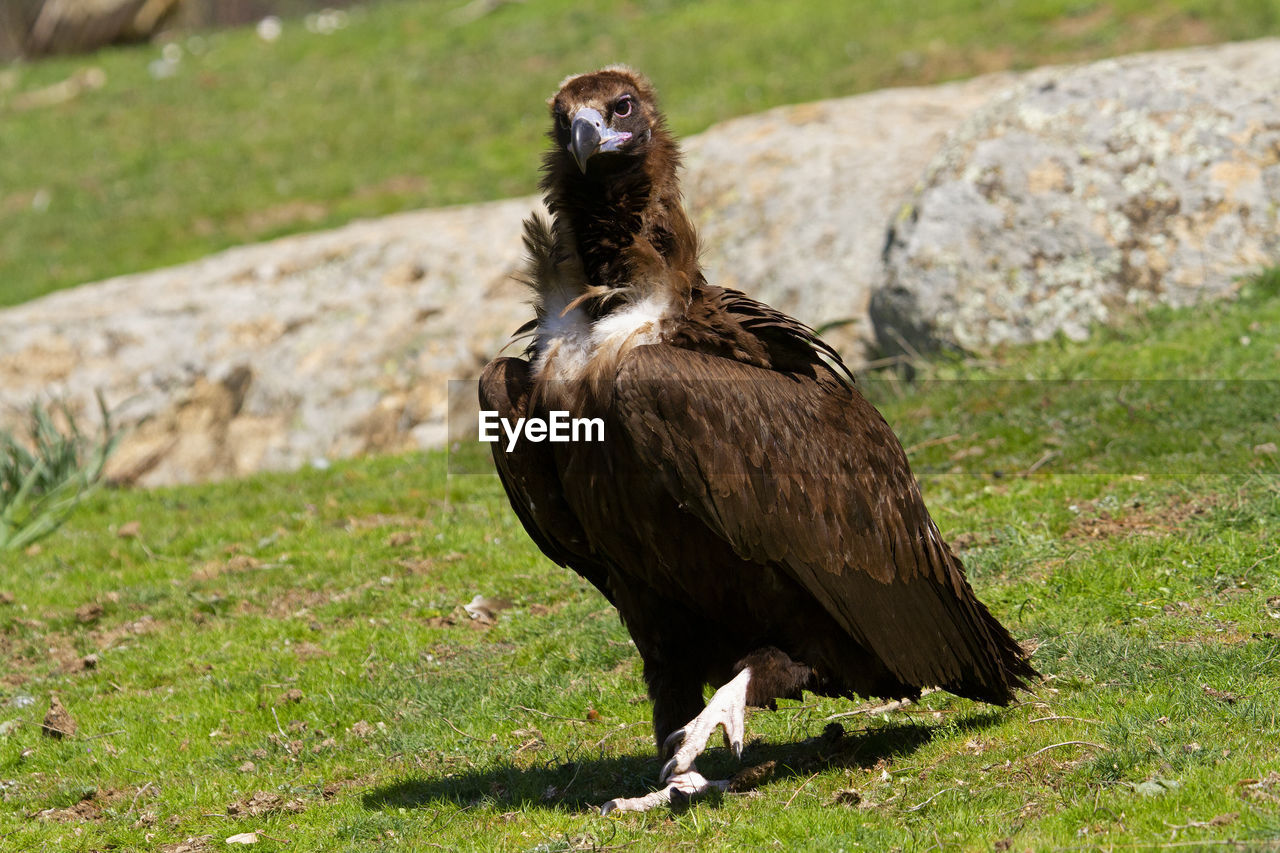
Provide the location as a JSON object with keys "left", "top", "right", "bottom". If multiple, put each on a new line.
{"left": 1, "top": 607, "right": 165, "bottom": 690}
{"left": 35, "top": 797, "right": 107, "bottom": 822}
{"left": 1202, "top": 685, "right": 1242, "bottom": 704}
{"left": 292, "top": 641, "right": 331, "bottom": 660}
{"left": 33, "top": 785, "right": 151, "bottom": 823}
{"left": 344, "top": 513, "right": 431, "bottom": 532}
{"left": 226, "top": 790, "right": 307, "bottom": 817}
{"left": 228, "top": 584, "right": 338, "bottom": 622}
{"left": 949, "top": 530, "right": 999, "bottom": 551}
{"left": 191, "top": 554, "right": 262, "bottom": 582}
{"left": 1064, "top": 494, "right": 1216, "bottom": 543}
{"left": 74, "top": 603, "right": 104, "bottom": 624}
{"left": 0, "top": 627, "right": 82, "bottom": 686}
{"left": 1181, "top": 627, "right": 1255, "bottom": 646}
{"left": 1238, "top": 771, "right": 1280, "bottom": 804}
{"left": 91, "top": 615, "right": 159, "bottom": 650}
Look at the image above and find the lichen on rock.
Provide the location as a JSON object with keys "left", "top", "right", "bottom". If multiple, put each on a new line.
{"left": 872, "top": 39, "right": 1280, "bottom": 358}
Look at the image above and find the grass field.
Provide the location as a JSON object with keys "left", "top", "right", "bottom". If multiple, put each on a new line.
{"left": 3, "top": 1, "right": 1280, "bottom": 849}
{"left": 1, "top": 270, "right": 1277, "bottom": 851}
{"left": 2, "top": 0, "right": 1280, "bottom": 307}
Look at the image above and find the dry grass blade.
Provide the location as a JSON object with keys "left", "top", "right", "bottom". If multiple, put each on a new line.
{"left": 1026, "top": 741, "right": 1109, "bottom": 759}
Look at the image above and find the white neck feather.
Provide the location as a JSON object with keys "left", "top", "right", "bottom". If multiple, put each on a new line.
{"left": 533, "top": 291, "right": 674, "bottom": 382}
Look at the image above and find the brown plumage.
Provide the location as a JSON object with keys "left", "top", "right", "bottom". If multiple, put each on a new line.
{"left": 481, "top": 67, "right": 1037, "bottom": 806}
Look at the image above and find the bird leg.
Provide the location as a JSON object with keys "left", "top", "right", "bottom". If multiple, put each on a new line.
{"left": 599, "top": 649, "right": 812, "bottom": 815}
{"left": 597, "top": 668, "right": 750, "bottom": 815}
{"left": 659, "top": 666, "right": 752, "bottom": 782}
{"left": 659, "top": 645, "right": 813, "bottom": 783}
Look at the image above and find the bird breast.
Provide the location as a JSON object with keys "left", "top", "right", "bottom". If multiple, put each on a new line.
{"left": 533, "top": 291, "right": 675, "bottom": 385}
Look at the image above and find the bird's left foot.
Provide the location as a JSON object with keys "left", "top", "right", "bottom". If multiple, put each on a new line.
{"left": 660, "top": 666, "right": 752, "bottom": 782}
{"left": 599, "top": 769, "right": 728, "bottom": 815}
{"left": 599, "top": 667, "right": 754, "bottom": 815}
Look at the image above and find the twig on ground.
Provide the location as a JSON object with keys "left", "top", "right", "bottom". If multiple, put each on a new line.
{"left": 1026, "top": 741, "right": 1108, "bottom": 759}
{"left": 825, "top": 688, "right": 938, "bottom": 721}
{"left": 138, "top": 541, "right": 181, "bottom": 563}
{"left": 128, "top": 782, "right": 154, "bottom": 813}
{"left": 591, "top": 721, "right": 647, "bottom": 749}
{"left": 907, "top": 785, "right": 959, "bottom": 812}
{"left": 826, "top": 698, "right": 912, "bottom": 720}
{"left": 782, "top": 771, "right": 820, "bottom": 809}
{"left": 516, "top": 704, "right": 602, "bottom": 724}
{"left": 442, "top": 717, "right": 485, "bottom": 742}
{"left": 1027, "top": 715, "right": 1102, "bottom": 725}
{"left": 904, "top": 433, "right": 962, "bottom": 455}
{"left": 1024, "top": 449, "right": 1059, "bottom": 476}
{"left": 990, "top": 800, "right": 1037, "bottom": 818}
{"left": 270, "top": 706, "right": 287, "bottom": 739}
{"left": 1052, "top": 841, "right": 1279, "bottom": 851}
{"left": 83, "top": 729, "right": 126, "bottom": 741}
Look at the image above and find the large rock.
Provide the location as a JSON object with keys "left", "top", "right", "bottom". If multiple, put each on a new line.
{"left": 871, "top": 39, "right": 1280, "bottom": 358}
{"left": 683, "top": 72, "right": 1015, "bottom": 362}
{"left": 23, "top": 0, "right": 177, "bottom": 58}
{"left": 0, "top": 200, "right": 535, "bottom": 485}
{"left": 0, "top": 74, "right": 1014, "bottom": 486}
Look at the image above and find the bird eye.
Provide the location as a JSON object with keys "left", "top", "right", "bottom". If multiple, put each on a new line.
{"left": 614, "top": 96, "right": 632, "bottom": 118}
{"left": 556, "top": 111, "right": 570, "bottom": 129}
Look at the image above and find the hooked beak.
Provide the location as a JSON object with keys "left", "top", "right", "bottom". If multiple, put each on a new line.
{"left": 568, "top": 107, "right": 632, "bottom": 173}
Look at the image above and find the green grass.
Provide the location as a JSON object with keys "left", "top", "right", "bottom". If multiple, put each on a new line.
{"left": 3, "top": 0, "right": 1280, "bottom": 307}
{"left": 1, "top": 395, "right": 119, "bottom": 552}
{"left": 2, "top": 2, "right": 1279, "bottom": 847}
{"left": 1, "top": 272, "right": 1277, "bottom": 851}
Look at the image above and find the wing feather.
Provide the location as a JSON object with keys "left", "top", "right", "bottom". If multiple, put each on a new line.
{"left": 611, "top": 344, "right": 1033, "bottom": 702}
{"left": 479, "top": 357, "right": 614, "bottom": 604}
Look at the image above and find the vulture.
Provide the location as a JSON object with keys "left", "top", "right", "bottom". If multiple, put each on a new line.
{"left": 479, "top": 66, "right": 1037, "bottom": 813}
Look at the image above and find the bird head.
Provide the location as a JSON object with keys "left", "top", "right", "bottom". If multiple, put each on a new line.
{"left": 548, "top": 66, "right": 662, "bottom": 177}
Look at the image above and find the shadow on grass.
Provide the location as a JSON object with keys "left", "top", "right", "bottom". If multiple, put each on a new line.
{"left": 362, "top": 713, "right": 1002, "bottom": 813}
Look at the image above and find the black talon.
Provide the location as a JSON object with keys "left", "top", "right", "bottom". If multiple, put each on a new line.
{"left": 600, "top": 800, "right": 617, "bottom": 816}
{"left": 661, "top": 727, "right": 686, "bottom": 757}
{"left": 660, "top": 756, "right": 679, "bottom": 783}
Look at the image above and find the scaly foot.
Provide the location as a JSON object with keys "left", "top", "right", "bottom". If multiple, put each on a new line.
{"left": 659, "top": 666, "right": 751, "bottom": 783}
{"left": 599, "top": 770, "right": 728, "bottom": 815}
{"left": 599, "top": 668, "right": 754, "bottom": 814}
